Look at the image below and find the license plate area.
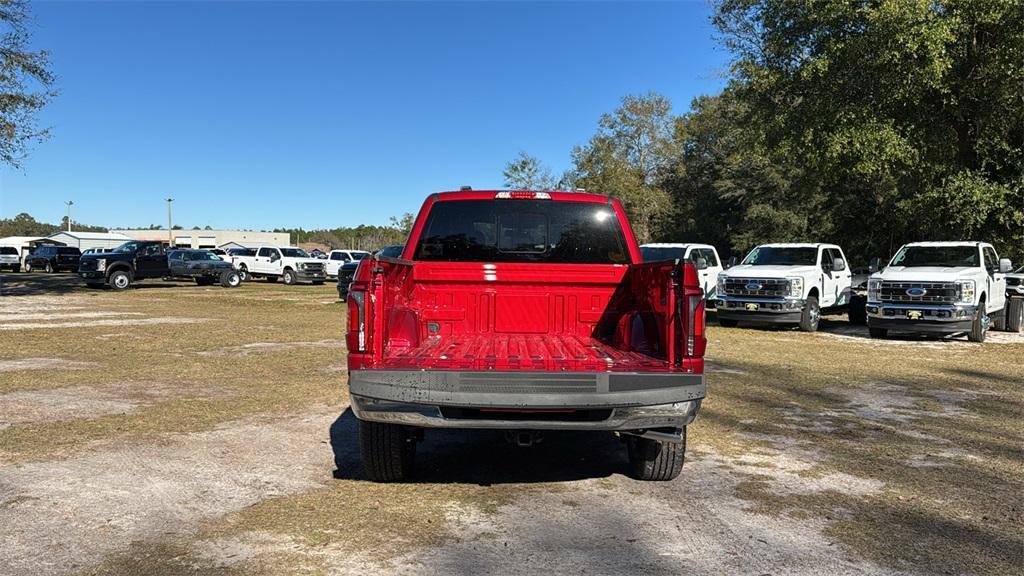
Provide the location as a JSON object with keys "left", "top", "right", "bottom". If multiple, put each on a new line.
{"left": 745, "top": 303, "right": 760, "bottom": 311}
{"left": 906, "top": 310, "right": 924, "bottom": 320}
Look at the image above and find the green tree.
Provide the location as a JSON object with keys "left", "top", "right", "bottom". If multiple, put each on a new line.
{"left": 570, "top": 93, "right": 678, "bottom": 242}
{"left": 0, "top": 0, "right": 56, "bottom": 168}
{"left": 708, "top": 0, "right": 1024, "bottom": 263}
{"left": 502, "top": 152, "right": 557, "bottom": 190}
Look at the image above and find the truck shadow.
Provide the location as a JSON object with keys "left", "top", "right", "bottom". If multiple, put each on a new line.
{"left": 0, "top": 273, "right": 193, "bottom": 296}
{"left": 329, "top": 408, "right": 628, "bottom": 484}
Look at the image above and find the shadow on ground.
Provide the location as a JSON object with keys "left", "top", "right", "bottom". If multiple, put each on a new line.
{"left": 329, "top": 408, "right": 627, "bottom": 485}
{"left": 0, "top": 273, "right": 191, "bottom": 296}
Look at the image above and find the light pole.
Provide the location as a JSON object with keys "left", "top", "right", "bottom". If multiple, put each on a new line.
{"left": 65, "top": 201, "right": 74, "bottom": 232}
{"left": 166, "top": 198, "right": 174, "bottom": 245}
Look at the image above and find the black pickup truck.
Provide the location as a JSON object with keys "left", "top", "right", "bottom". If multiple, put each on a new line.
{"left": 79, "top": 241, "right": 240, "bottom": 290}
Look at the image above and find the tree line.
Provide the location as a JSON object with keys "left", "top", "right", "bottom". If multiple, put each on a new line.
{"left": 504, "top": 0, "right": 1023, "bottom": 265}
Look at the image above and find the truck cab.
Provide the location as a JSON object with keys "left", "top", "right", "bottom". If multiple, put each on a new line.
{"left": 325, "top": 249, "right": 370, "bottom": 278}
{"left": 716, "top": 243, "right": 854, "bottom": 331}
{"left": 640, "top": 243, "right": 723, "bottom": 302}
{"left": 346, "top": 190, "right": 708, "bottom": 482}
{"left": 866, "top": 241, "right": 1012, "bottom": 342}
{"left": 78, "top": 241, "right": 169, "bottom": 290}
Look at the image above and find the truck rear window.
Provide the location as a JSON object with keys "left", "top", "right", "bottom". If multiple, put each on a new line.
{"left": 414, "top": 199, "right": 630, "bottom": 264}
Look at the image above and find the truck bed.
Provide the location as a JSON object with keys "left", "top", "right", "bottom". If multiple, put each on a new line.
{"left": 378, "top": 333, "right": 674, "bottom": 372}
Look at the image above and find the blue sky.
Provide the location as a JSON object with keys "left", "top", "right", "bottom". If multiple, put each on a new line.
{"left": 0, "top": 1, "right": 729, "bottom": 231}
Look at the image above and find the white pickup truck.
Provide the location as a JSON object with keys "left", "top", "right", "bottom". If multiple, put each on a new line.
{"left": 640, "top": 243, "right": 724, "bottom": 302}
{"left": 716, "top": 243, "right": 853, "bottom": 331}
{"left": 231, "top": 246, "right": 326, "bottom": 285}
{"left": 325, "top": 249, "right": 370, "bottom": 278}
{"left": 866, "top": 241, "right": 1013, "bottom": 342}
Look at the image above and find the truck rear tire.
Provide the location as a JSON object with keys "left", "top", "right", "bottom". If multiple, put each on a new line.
{"left": 220, "top": 270, "right": 241, "bottom": 288}
{"left": 799, "top": 296, "right": 820, "bottom": 332}
{"left": 968, "top": 305, "right": 987, "bottom": 343}
{"left": 1006, "top": 298, "right": 1023, "bottom": 333}
{"left": 237, "top": 265, "right": 249, "bottom": 281}
{"left": 992, "top": 308, "right": 1006, "bottom": 331}
{"left": 718, "top": 317, "right": 739, "bottom": 328}
{"left": 869, "top": 327, "right": 888, "bottom": 339}
{"left": 44, "top": 262, "right": 53, "bottom": 273}
{"left": 108, "top": 270, "right": 132, "bottom": 291}
{"left": 627, "top": 429, "right": 686, "bottom": 481}
{"left": 359, "top": 420, "right": 416, "bottom": 482}
{"left": 848, "top": 295, "right": 867, "bottom": 325}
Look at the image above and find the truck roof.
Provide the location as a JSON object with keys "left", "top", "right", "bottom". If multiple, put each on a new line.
{"left": 902, "top": 241, "right": 987, "bottom": 247}
{"left": 432, "top": 190, "right": 613, "bottom": 204}
{"left": 758, "top": 243, "right": 838, "bottom": 249}
{"left": 641, "top": 243, "right": 717, "bottom": 251}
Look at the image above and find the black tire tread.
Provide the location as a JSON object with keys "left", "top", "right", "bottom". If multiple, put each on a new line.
{"left": 628, "top": 428, "right": 686, "bottom": 481}
{"left": 359, "top": 420, "right": 414, "bottom": 482}
{"left": 968, "top": 304, "right": 987, "bottom": 343}
{"left": 1006, "top": 298, "right": 1023, "bottom": 333}
{"left": 799, "top": 295, "right": 820, "bottom": 332}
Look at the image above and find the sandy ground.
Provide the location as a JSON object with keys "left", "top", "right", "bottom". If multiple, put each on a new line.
{"left": 0, "top": 412, "right": 336, "bottom": 576}
{"left": 0, "top": 277, "right": 1019, "bottom": 575}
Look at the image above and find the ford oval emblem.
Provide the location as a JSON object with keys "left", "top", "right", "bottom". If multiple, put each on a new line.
{"left": 746, "top": 282, "right": 762, "bottom": 290}
{"left": 906, "top": 287, "right": 927, "bottom": 297}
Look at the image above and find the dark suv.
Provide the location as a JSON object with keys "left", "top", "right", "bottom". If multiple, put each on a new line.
{"left": 25, "top": 246, "right": 82, "bottom": 273}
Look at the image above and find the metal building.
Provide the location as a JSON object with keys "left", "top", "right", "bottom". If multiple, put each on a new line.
{"left": 112, "top": 229, "right": 289, "bottom": 249}
{"left": 46, "top": 231, "right": 134, "bottom": 251}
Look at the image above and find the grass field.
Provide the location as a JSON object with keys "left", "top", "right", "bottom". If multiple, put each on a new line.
{"left": 0, "top": 272, "right": 1021, "bottom": 575}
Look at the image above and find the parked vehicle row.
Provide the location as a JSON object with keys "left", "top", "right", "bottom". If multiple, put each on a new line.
{"left": 641, "top": 239, "right": 1018, "bottom": 342}
{"left": 25, "top": 246, "right": 82, "bottom": 273}
{"left": 78, "top": 241, "right": 241, "bottom": 290}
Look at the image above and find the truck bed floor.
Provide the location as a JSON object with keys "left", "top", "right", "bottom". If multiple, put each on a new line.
{"left": 378, "top": 334, "right": 673, "bottom": 372}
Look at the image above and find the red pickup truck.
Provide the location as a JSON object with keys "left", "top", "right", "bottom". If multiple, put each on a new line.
{"left": 345, "top": 190, "right": 707, "bottom": 481}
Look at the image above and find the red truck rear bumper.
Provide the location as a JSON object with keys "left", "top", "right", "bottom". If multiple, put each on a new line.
{"left": 348, "top": 369, "right": 705, "bottom": 432}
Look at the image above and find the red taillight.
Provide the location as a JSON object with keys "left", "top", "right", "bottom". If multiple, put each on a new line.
{"left": 345, "top": 261, "right": 373, "bottom": 353}
{"left": 680, "top": 263, "right": 707, "bottom": 358}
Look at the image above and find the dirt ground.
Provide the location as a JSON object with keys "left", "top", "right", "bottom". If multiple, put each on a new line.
{"left": 0, "top": 272, "right": 1021, "bottom": 575}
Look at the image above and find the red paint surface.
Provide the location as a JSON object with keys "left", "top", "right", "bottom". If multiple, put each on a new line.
{"left": 349, "top": 191, "right": 705, "bottom": 375}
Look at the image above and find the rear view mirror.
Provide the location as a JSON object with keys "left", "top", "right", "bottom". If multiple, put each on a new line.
{"left": 694, "top": 257, "right": 708, "bottom": 271}
{"left": 832, "top": 258, "right": 846, "bottom": 272}
{"left": 868, "top": 257, "right": 882, "bottom": 273}
{"left": 726, "top": 256, "right": 739, "bottom": 269}
{"left": 999, "top": 258, "right": 1013, "bottom": 273}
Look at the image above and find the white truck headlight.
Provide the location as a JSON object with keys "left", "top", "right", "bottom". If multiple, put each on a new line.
{"left": 867, "top": 279, "right": 881, "bottom": 301}
{"left": 958, "top": 280, "right": 975, "bottom": 304}
{"left": 96, "top": 258, "right": 106, "bottom": 271}
{"left": 787, "top": 277, "right": 803, "bottom": 298}
{"left": 717, "top": 273, "right": 727, "bottom": 295}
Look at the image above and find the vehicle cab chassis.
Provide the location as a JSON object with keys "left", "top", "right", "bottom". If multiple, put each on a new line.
{"left": 716, "top": 243, "right": 854, "bottom": 331}
{"left": 866, "top": 241, "right": 1013, "bottom": 342}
